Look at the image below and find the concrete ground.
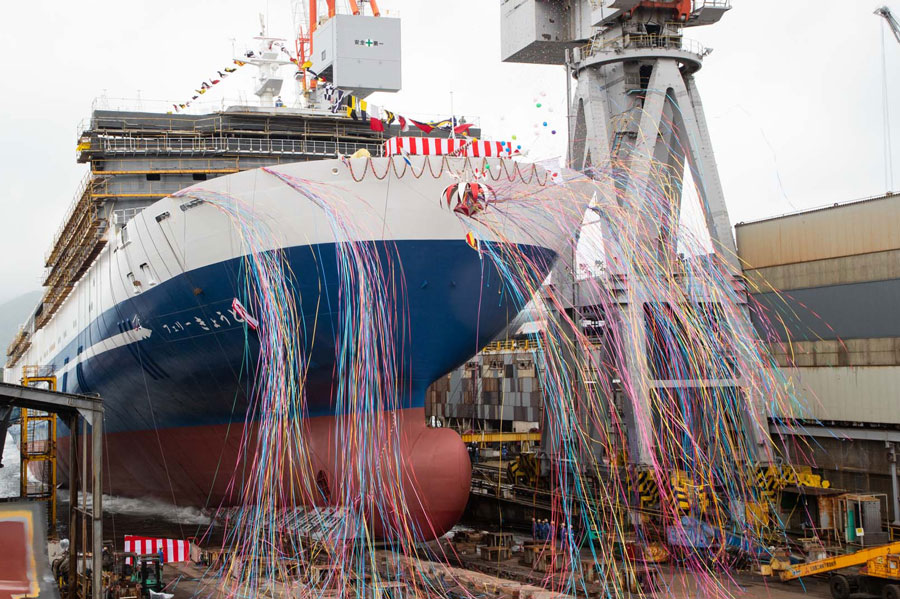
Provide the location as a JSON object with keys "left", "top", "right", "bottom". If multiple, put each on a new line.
{"left": 156, "top": 554, "right": 833, "bottom": 599}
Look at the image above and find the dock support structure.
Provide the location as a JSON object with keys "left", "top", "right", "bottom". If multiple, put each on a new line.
{"left": 565, "top": 18, "right": 772, "bottom": 470}
{"left": 0, "top": 380, "right": 103, "bottom": 599}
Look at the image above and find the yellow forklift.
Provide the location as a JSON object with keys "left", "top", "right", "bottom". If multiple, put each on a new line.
{"left": 103, "top": 552, "right": 164, "bottom": 598}
{"left": 766, "top": 541, "right": 900, "bottom": 599}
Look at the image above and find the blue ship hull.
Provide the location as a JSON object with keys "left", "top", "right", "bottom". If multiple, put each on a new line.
{"left": 45, "top": 238, "right": 554, "bottom": 525}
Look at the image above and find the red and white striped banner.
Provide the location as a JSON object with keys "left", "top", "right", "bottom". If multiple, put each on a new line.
{"left": 383, "top": 137, "right": 518, "bottom": 158}
{"left": 124, "top": 536, "right": 190, "bottom": 563}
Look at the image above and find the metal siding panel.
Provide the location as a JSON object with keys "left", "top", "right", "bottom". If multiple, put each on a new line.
{"left": 736, "top": 193, "right": 900, "bottom": 268}
{"left": 774, "top": 366, "right": 900, "bottom": 425}
{"left": 500, "top": 0, "right": 572, "bottom": 64}
{"left": 313, "top": 15, "right": 402, "bottom": 93}
{"left": 750, "top": 278, "right": 900, "bottom": 341}
{"left": 744, "top": 250, "right": 900, "bottom": 292}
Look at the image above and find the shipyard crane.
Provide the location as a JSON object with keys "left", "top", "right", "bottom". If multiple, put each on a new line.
{"left": 292, "top": 0, "right": 382, "bottom": 92}
{"left": 876, "top": 6, "right": 900, "bottom": 45}
{"left": 876, "top": 5, "right": 898, "bottom": 192}
{"left": 501, "top": 0, "right": 772, "bottom": 470}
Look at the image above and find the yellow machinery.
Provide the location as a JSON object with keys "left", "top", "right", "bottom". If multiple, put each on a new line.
{"left": 20, "top": 366, "right": 58, "bottom": 528}
{"left": 460, "top": 431, "right": 541, "bottom": 444}
{"left": 766, "top": 541, "right": 900, "bottom": 599}
{"left": 671, "top": 469, "right": 710, "bottom": 514}
{"left": 507, "top": 452, "right": 541, "bottom": 487}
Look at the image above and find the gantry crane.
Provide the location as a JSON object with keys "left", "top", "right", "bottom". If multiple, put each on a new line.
{"left": 502, "top": 0, "right": 771, "bottom": 473}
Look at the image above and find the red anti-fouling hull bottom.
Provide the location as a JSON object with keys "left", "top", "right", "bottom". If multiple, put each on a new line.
{"left": 56, "top": 408, "right": 471, "bottom": 540}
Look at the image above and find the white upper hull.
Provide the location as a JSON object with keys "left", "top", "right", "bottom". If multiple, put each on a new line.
{"left": 8, "top": 156, "right": 591, "bottom": 374}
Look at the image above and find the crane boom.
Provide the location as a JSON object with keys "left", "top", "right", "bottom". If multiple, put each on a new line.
{"left": 771, "top": 542, "right": 900, "bottom": 582}
{"left": 876, "top": 6, "right": 900, "bottom": 45}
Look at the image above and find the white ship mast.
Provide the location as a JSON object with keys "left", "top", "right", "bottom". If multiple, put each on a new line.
{"left": 240, "top": 15, "right": 295, "bottom": 107}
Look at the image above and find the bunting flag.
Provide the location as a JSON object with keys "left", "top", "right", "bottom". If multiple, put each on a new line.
{"left": 330, "top": 89, "right": 345, "bottom": 114}
{"left": 345, "top": 96, "right": 369, "bottom": 121}
{"left": 170, "top": 58, "right": 249, "bottom": 113}
{"left": 300, "top": 64, "right": 476, "bottom": 139}
{"left": 428, "top": 118, "right": 453, "bottom": 130}
{"left": 410, "top": 119, "right": 435, "bottom": 134}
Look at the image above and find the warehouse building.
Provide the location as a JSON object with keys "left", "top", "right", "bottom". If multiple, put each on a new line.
{"left": 736, "top": 191, "right": 900, "bottom": 524}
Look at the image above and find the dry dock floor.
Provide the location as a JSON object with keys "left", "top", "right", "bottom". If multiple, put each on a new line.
{"left": 158, "top": 556, "right": 830, "bottom": 598}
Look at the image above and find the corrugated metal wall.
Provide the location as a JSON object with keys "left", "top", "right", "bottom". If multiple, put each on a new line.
{"left": 775, "top": 366, "right": 900, "bottom": 425}
{"left": 743, "top": 249, "right": 900, "bottom": 293}
{"left": 736, "top": 193, "right": 900, "bottom": 268}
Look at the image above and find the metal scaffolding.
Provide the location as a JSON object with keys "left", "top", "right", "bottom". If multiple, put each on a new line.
{"left": 0, "top": 380, "right": 104, "bottom": 599}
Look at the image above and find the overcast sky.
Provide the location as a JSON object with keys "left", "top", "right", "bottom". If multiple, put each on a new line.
{"left": 0, "top": 0, "right": 897, "bottom": 303}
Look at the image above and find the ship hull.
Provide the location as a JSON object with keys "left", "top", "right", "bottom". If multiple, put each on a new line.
{"left": 58, "top": 407, "right": 471, "bottom": 538}
{"left": 13, "top": 157, "right": 588, "bottom": 539}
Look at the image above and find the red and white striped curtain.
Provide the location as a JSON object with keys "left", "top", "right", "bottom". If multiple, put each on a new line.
{"left": 383, "top": 137, "right": 518, "bottom": 158}
{"left": 124, "top": 535, "right": 190, "bottom": 563}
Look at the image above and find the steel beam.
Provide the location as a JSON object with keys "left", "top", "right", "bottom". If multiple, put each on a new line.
{"left": 566, "top": 11, "right": 773, "bottom": 466}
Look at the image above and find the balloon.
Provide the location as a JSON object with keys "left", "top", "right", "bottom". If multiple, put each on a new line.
{"left": 512, "top": 135, "right": 517, "bottom": 140}
{"left": 551, "top": 130, "right": 557, "bottom": 135}
{"left": 536, "top": 103, "right": 542, "bottom": 108}
{"left": 543, "top": 122, "right": 548, "bottom": 126}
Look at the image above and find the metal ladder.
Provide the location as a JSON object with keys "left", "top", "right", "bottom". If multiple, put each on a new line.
{"left": 20, "top": 366, "right": 58, "bottom": 530}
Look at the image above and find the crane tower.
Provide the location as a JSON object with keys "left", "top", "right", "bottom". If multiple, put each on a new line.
{"left": 502, "top": 0, "right": 772, "bottom": 466}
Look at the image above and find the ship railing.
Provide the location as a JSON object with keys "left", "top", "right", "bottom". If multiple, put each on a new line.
{"left": 90, "top": 157, "right": 243, "bottom": 175}
{"left": 482, "top": 339, "right": 540, "bottom": 353}
{"left": 578, "top": 34, "right": 708, "bottom": 61}
{"left": 89, "top": 95, "right": 258, "bottom": 117}
{"left": 82, "top": 95, "right": 482, "bottom": 129}
{"left": 693, "top": 0, "right": 731, "bottom": 9}
{"left": 22, "top": 365, "right": 55, "bottom": 379}
{"left": 97, "top": 135, "right": 385, "bottom": 158}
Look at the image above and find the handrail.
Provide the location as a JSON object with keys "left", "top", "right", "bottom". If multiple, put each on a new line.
{"left": 95, "top": 135, "right": 384, "bottom": 158}
{"left": 579, "top": 34, "right": 708, "bottom": 61}
{"left": 482, "top": 339, "right": 540, "bottom": 353}
{"left": 694, "top": 0, "right": 731, "bottom": 9}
